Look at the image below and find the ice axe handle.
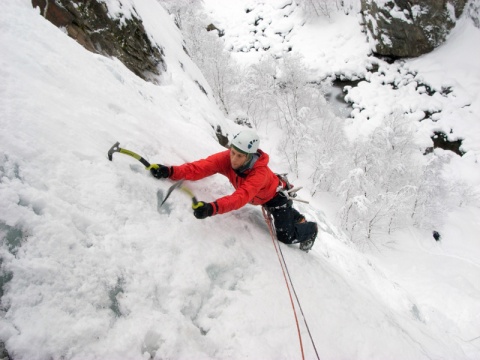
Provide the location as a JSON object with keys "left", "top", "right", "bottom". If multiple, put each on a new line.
{"left": 191, "top": 198, "right": 200, "bottom": 208}
{"left": 107, "top": 141, "right": 153, "bottom": 169}
{"left": 178, "top": 185, "right": 199, "bottom": 207}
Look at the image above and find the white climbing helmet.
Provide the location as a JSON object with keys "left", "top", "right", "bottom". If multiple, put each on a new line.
{"left": 231, "top": 129, "right": 260, "bottom": 154}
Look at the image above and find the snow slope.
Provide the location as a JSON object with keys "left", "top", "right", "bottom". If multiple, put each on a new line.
{"left": 204, "top": 1, "right": 480, "bottom": 358}
{"left": 1, "top": 1, "right": 479, "bottom": 359}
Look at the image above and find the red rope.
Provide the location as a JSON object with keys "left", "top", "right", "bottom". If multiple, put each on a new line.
{"left": 262, "top": 207, "right": 305, "bottom": 360}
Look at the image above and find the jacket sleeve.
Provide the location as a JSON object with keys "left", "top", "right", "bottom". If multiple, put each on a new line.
{"left": 213, "top": 167, "right": 269, "bottom": 215}
{"left": 170, "top": 151, "right": 229, "bottom": 181}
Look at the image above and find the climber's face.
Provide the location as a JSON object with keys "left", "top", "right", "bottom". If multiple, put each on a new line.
{"left": 230, "top": 147, "right": 248, "bottom": 170}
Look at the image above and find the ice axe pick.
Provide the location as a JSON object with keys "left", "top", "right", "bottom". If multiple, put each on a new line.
{"left": 160, "top": 180, "right": 199, "bottom": 208}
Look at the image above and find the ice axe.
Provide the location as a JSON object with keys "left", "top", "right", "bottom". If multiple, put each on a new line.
{"left": 107, "top": 141, "right": 158, "bottom": 170}
{"left": 107, "top": 141, "right": 198, "bottom": 207}
{"left": 160, "top": 180, "right": 199, "bottom": 208}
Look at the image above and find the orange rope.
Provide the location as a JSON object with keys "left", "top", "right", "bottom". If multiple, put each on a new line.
{"left": 262, "top": 207, "right": 305, "bottom": 360}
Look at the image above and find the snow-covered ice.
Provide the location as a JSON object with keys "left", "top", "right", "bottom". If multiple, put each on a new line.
{"left": 1, "top": 0, "right": 479, "bottom": 359}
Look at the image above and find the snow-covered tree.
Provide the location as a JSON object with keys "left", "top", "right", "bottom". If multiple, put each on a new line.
{"left": 337, "top": 112, "right": 426, "bottom": 244}
{"left": 309, "top": 101, "right": 348, "bottom": 193}
{"left": 236, "top": 57, "right": 277, "bottom": 128}
{"left": 466, "top": 0, "right": 480, "bottom": 29}
{"left": 297, "top": 0, "right": 339, "bottom": 18}
{"left": 272, "top": 54, "right": 338, "bottom": 178}
{"left": 274, "top": 54, "right": 310, "bottom": 127}
{"left": 158, "top": 0, "right": 239, "bottom": 115}
{"left": 410, "top": 152, "right": 449, "bottom": 229}
{"left": 156, "top": 0, "right": 201, "bottom": 30}
{"left": 450, "top": 180, "right": 480, "bottom": 208}
{"left": 297, "top": 0, "right": 361, "bottom": 18}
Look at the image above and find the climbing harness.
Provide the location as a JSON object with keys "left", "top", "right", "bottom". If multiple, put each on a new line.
{"left": 275, "top": 173, "right": 309, "bottom": 204}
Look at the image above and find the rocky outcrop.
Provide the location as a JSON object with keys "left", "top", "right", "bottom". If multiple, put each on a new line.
{"left": 32, "top": 0, "right": 166, "bottom": 81}
{"left": 361, "top": 0, "right": 468, "bottom": 58}
{"left": 466, "top": 0, "right": 480, "bottom": 28}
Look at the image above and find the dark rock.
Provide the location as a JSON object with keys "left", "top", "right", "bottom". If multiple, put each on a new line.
{"left": 431, "top": 131, "right": 465, "bottom": 156}
{"left": 0, "top": 341, "right": 12, "bottom": 360}
{"left": 466, "top": 1, "right": 480, "bottom": 28}
{"left": 361, "top": 0, "right": 467, "bottom": 58}
{"left": 195, "top": 80, "right": 208, "bottom": 96}
{"left": 31, "top": 0, "right": 166, "bottom": 81}
{"left": 234, "top": 116, "right": 253, "bottom": 128}
{"left": 206, "top": 23, "right": 224, "bottom": 37}
{"left": 214, "top": 125, "right": 229, "bottom": 148}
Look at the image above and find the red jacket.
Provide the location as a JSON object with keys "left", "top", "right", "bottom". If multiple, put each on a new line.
{"left": 170, "top": 149, "right": 279, "bottom": 215}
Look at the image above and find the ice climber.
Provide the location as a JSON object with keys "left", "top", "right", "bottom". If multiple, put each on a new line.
{"left": 150, "top": 129, "right": 318, "bottom": 251}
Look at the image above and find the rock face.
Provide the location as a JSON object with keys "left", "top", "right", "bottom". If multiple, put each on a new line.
{"left": 361, "top": 0, "right": 467, "bottom": 58}
{"left": 466, "top": 1, "right": 480, "bottom": 28}
{"left": 32, "top": 0, "right": 166, "bottom": 81}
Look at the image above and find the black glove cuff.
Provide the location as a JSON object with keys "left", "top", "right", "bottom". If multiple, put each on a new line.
{"left": 151, "top": 165, "right": 170, "bottom": 179}
{"left": 206, "top": 203, "right": 214, "bottom": 217}
{"left": 194, "top": 202, "right": 214, "bottom": 219}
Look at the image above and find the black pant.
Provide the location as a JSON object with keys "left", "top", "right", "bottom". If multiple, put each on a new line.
{"left": 264, "top": 193, "right": 317, "bottom": 244}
